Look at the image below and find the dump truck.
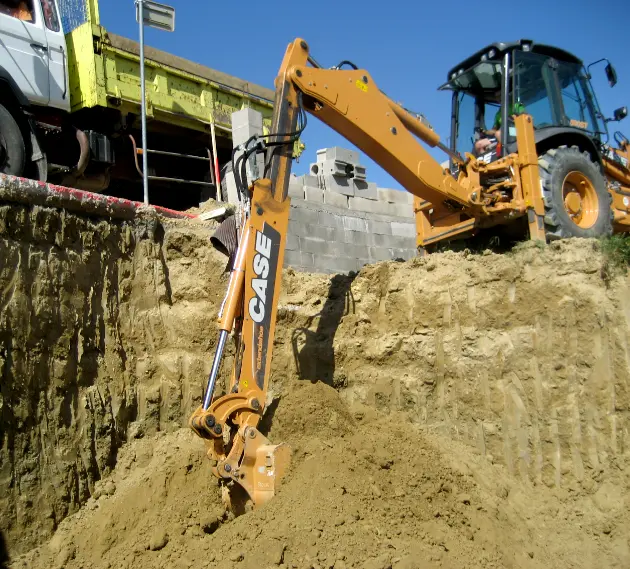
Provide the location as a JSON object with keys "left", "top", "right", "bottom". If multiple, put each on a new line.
{"left": 187, "top": 38, "right": 629, "bottom": 512}
{"left": 0, "top": 0, "right": 287, "bottom": 208}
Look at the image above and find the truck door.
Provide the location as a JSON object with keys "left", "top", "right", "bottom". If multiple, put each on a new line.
{"left": 0, "top": 0, "right": 50, "bottom": 105}
{"left": 39, "top": 0, "right": 69, "bottom": 111}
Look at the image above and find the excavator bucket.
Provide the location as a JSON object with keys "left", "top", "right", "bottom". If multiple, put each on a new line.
{"left": 219, "top": 427, "right": 291, "bottom": 514}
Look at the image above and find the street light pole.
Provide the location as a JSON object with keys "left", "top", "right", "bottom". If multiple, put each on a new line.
{"left": 137, "top": 0, "right": 149, "bottom": 205}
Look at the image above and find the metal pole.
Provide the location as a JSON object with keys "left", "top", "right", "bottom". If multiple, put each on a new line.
{"left": 210, "top": 120, "right": 221, "bottom": 201}
{"left": 138, "top": 0, "right": 150, "bottom": 204}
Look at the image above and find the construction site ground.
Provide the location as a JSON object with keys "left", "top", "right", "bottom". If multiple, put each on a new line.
{"left": 1, "top": 200, "right": 629, "bottom": 569}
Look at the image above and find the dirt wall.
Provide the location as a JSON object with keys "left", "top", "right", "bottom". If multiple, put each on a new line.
{"left": 0, "top": 204, "right": 224, "bottom": 553}
{"left": 1, "top": 202, "right": 629, "bottom": 567}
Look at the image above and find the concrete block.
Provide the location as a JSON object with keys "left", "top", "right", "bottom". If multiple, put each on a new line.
{"left": 353, "top": 180, "right": 378, "bottom": 200}
{"left": 323, "top": 174, "right": 355, "bottom": 196}
{"left": 304, "top": 224, "right": 341, "bottom": 242}
{"left": 225, "top": 170, "right": 239, "bottom": 205}
{"left": 286, "top": 233, "right": 299, "bottom": 251}
{"left": 390, "top": 203, "right": 414, "bottom": 218}
{"left": 391, "top": 221, "right": 416, "bottom": 238}
{"left": 353, "top": 164, "right": 367, "bottom": 182}
{"left": 367, "top": 220, "right": 392, "bottom": 235}
{"left": 335, "top": 241, "right": 369, "bottom": 259}
{"left": 390, "top": 248, "right": 416, "bottom": 261}
{"left": 317, "top": 211, "right": 345, "bottom": 230}
{"left": 312, "top": 253, "right": 359, "bottom": 274}
{"left": 342, "top": 216, "right": 368, "bottom": 232}
{"left": 367, "top": 233, "right": 395, "bottom": 248}
{"left": 389, "top": 235, "right": 415, "bottom": 249}
{"left": 300, "top": 237, "right": 335, "bottom": 256}
{"left": 377, "top": 187, "right": 413, "bottom": 205}
{"left": 232, "top": 107, "right": 262, "bottom": 134}
{"left": 289, "top": 207, "right": 319, "bottom": 226}
{"left": 348, "top": 196, "right": 396, "bottom": 215}
{"left": 284, "top": 249, "right": 315, "bottom": 269}
{"left": 343, "top": 230, "right": 371, "bottom": 247}
{"left": 317, "top": 147, "right": 360, "bottom": 165}
{"left": 231, "top": 108, "right": 264, "bottom": 183}
{"left": 288, "top": 177, "right": 304, "bottom": 199}
{"left": 304, "top": 186, "right": 324, "bottom": 203}
{"left": 369, "top": 246, "right": 392, "bottom": 262}
{"left": 300, "top": 174, "right": 319, "bottom": 188}
{"left": 323, "top": 191, "right": 349, "bottom": 209}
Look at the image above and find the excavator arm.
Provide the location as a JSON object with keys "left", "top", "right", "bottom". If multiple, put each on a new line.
{"left": 189, "top": 38, "right": 545, "bottom": 509}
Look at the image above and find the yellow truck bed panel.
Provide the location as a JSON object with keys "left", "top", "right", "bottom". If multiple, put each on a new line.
{"left": 67, "top": 23, "right": 275, "bottom": 134}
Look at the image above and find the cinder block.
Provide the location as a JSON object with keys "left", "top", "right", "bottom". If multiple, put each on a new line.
{"left": 367, "top": 233, "right": 394, "bottom": 248}
{"left": 288, "top": 219, "right": 309, "bottom": 238}
{"left": 312, "top": 253, "right": 359, "bottom": 274}
{"left": 317, "top": 211, "right": 345, "bottom": 230}
{"left": 300, "top": 238, "right": 335, "bottom": 256}
{"left": 367, "top": 220, "right": 392, "bottom": 235}
{"left": 335, "top": 241, "right": 369, "bottom": 259}
{"left": 290, "top": 207, "right": 319, "bottom": 226}
{"left": 390, "top": 203, "right": 414, "bottom": 218}
{"left": 389, "top": 235, "right": 415, "bottom": 249}
{"left": 390, "top": 248, "right": 416, "bottom": 261}
{"left": 323, "top": 191, "right": 349, "bottom": 209}
{"left": 304, "top": 186, "right": 324, "bottom": 203}
{"left": 317, "top": 147, "right": 360, "bottom": 165}
{"left": 343, "top": 230, "right": 371, "bottom": 246}
{"left": 300, "top": 174, "right": 319, "bottom": 188}
{"left": 342, "top": 216, "right": 368, "bottom": 232}
{"left": 369, "top": 246, "right": 392, "bottom": 262}
{"left": 284, "top": 249, "right": 315, "bottom": 269}
{"left": 377, "top": 187, "right": 413, "bottom": 204}
{"left": 323, "top": 174, "right": 355, "bottom": 196}
{"left": 224, "top": 171, "right": 239, "bottom": 205}
{"left": 305, "top": 224, "right": 341, "bottom": 242}
{"left": 288, "top": 178, "right": 304, "bottom": 199}
{"left": 391, "top": 221, "right": 416, "bottom": 238}
{"left": 232, "top": 108, "right": 263, "bottom": 135}
{"left": 353, "top": 164, "right": 367, "bottom": 182}
{"left": 354, "top": 180, "right": 378, "bottom": 200}
{"left": 348, "top": 196, "right": 397, "bottom": 215}
{"left": 286, "top": 233, "right": 299, "bottom": 251}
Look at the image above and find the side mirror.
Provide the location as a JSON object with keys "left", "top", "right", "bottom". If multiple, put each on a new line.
{"left": 614, "top": 106, "right": 628, "bottom": 122}
{"left": 605, "top": 62, "right": 618, "bottom": 87}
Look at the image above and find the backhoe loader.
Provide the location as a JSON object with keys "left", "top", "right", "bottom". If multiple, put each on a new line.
{"left": 189, "top": 38, "right": 630, "bottom": 509}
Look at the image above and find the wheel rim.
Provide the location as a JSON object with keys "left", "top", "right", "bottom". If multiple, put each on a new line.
{"left": 562, "top": 171, "right": 598, "bottom": 229}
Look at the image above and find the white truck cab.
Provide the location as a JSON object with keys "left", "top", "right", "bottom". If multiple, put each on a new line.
{"left": 0, "top": 0, "right": 69, "bottom": 110}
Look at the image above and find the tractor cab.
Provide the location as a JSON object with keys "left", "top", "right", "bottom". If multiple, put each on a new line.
{"left": 440, "top": 40, "right": 617, "bottom": 164}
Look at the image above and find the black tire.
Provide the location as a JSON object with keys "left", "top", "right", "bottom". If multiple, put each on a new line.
{"left": 0, "top": 102, "right": 25, "bottom": 176}
{"left": 538, "top": 145, "right": 612, "bottom": 240}
{"left": 220, "top": 161, "right": 232, "bottom": 201}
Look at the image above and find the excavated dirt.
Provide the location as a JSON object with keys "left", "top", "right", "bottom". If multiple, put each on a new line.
{"left": 1, "top": 201, "right": 630, "bottom": 568}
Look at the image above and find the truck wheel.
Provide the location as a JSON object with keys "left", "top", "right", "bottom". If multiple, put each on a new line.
{"left": 539, "top": 145, "right": 612, "bottom": 240}
{"left": 0, "top": 103, "right": 25, "bottom": 176}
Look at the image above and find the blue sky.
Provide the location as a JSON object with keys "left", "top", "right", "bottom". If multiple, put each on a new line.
{"left": 100, "top": 0, "right": 629, "bottom": 189}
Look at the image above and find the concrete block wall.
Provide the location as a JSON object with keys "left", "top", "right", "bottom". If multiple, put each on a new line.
{"left": 225, "top": 111, "right": 417, "bottom": 275}
{"left": 285, "top": 147, "right": 417, "bottom": 274}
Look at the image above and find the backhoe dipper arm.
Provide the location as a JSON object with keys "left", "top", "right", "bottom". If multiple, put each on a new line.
{"left": 189, "top": 39, "right": 480, "bottom": 509}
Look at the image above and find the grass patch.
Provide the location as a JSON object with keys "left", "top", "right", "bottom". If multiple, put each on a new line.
{"left": 600, "top": 234, "right": 630, "bottom": 271}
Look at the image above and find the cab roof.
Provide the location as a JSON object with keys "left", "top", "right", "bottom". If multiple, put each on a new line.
{"left": 445, "top": 40, "right": 583, "bottom": 82}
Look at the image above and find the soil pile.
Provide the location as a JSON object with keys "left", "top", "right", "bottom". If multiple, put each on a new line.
{"left": 1, "top": 200, "right": 630, "bottom": 568}
{"left": 11, "top": 381, "right": 629, "bottom": 569}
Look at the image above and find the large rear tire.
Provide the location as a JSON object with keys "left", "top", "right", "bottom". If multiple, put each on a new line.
{"left": 538, "top": 145, "right": 612, "bottom": 240}
{"left": 0, "top": 103, "right": 25, "bottom": 177}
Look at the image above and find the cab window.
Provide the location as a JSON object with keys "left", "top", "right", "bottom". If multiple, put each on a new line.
{"left": 0, "top": 0, "right": 35, "bottom": 22}
{"left": 40, "top": 0, "right": 59, "bottom": 31}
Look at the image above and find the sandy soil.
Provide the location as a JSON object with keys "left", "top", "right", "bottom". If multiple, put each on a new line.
{"left": 1, "top": 203, "right": 629, "bottom": 568}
